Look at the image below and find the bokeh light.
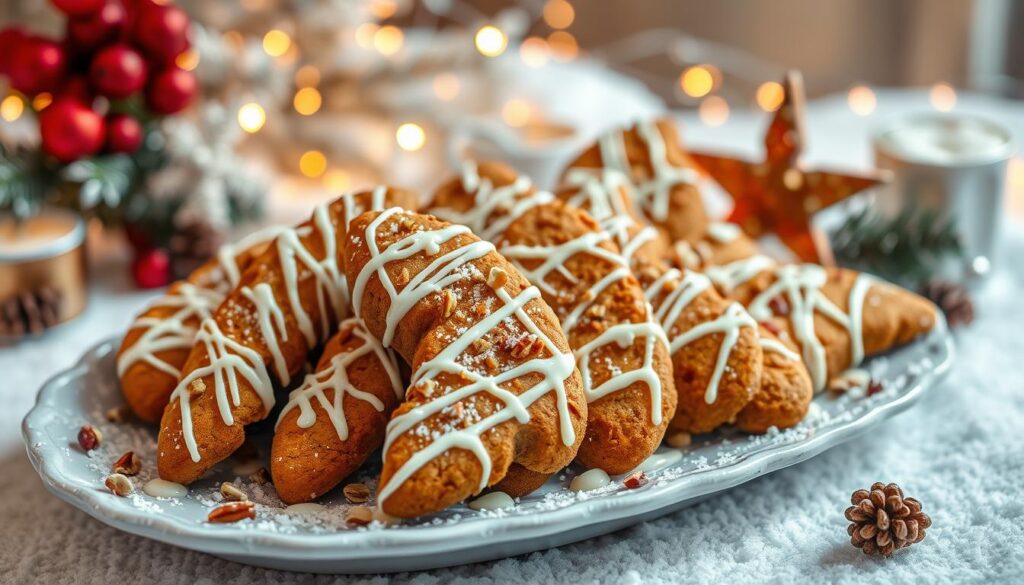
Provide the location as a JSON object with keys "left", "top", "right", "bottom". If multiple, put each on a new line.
{"left": 299, "top": 150, "right": 327, "bottom": 178}
{"left": 755, "top": 81, "right": 784, "bottom": 112}
{"left": 396, "top": 123, "right": 426, "bottom": 151}
{"left": 475, "top": 26, "right": 508, "bottom": 57}
{"left": 699, "top": 96, "right": 729, "bottom": 126}
{"left": 0, "top": 95, "right": 24, "bottom": 122}
{"left": 175, "top": 48, "right": 199, "bottom": 71}
{"left": 547, "top": 31, "right": 578, "bottom": 61}
{"left": 680, "top": 66, "right": 714, "bottom": 98}
{"left": 848, "top": 85, "right": 876, "bottom": 116}
{"left": 930, "top": 83, "right": 957, "bottom": 112}
{"left": 262, "top": 29, "right": 291, "bottom": 57}
{"left": 543, "top": 0, "right": 575, "bottom": 29}
{"left": 293, "top": 87, "right": 322, "bottom": 116}
{"left": 237, "top": 102, "right": 266, "bottom": 133}
{"left": 502, "top": 99, "right": 531, "bottom": 127}
{"left": 432, "top": 73, "right": 460, "bottom": 101}
{"left": 295, "top": 65, "right": 321, "bottom": 88}
{"left": 520, "top": 37, "right": 549, "bottom": 67}
{"left": 323, "top": 168, "right": 352, "bottom": 193}
{"left": 374, "top": 25, "right": 404, "bottom": 55}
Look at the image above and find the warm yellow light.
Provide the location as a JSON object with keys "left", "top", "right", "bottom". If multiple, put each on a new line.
{"left": 432, "top": 73, "right": 460, "bottom": 101}
{"left": 680, "top": 66, "right": 714, "bottom": 98}
{"left": 502, "top": 99, "right": 531, "bottom": 127}
{"left": 293, "top": 87, "right": 322, "bottom": 116}
{"left": 930, "top": 83, "right": 957, "bottom": 112}
{"left": 373, "top": 25, "right": 404, "bottom": 55}
{"left": 0, "top": 95, "right": 24, "bottom": 122}
{"left": 175, "top": 48, "right": 199, "bottom": 71}
{"left": 276, "top": 42, "right": 300, "bottom": 66}
{"left": 355, "top": 23, "right": 379, "bottom": 49}
{"left": 295, "top": 65, "right": 321, "bottom": 88}
{"left": 323, "top": 168, "right": 352, "bottom": 192}
{"left": 396, "top": 122, "right": 425, "bottom": 151}
{"left": 237, "top": 102, "right": 266, "bottom": 133}
{"left": 299, "top": 150, "right": 327, "bottom": 178}
{"left": 32, "top": 92, "right": 53, "bottom": 111}
{"left": 699, "top": 96, "right": 729, "bottom": 127}
{"left": 755, "top": 81, "right": 784, "bottom": 112}
{"left": 475, "top": 26, "right": 508, "bottom": 58}
{"left": 547, "top": 31, "right": 578, "bottom": 61}
{"left": 543, "top": 0, "right": 575, "bottom": 29}
{"left": 520, "top": 37, "right": 548, "bottom": 67}
{"left": 262, "top": 29, "right": 292, "bottom": 57}
{"left": 370, "top": 0, "right": 398, "bottom": 19}
{"left": 848, "top": 85, "right": 876, "bottom": 116}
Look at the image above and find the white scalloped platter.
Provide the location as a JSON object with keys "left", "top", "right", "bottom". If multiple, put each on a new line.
{"left": 23, "top": 318, "right": 953, "bottom": 574}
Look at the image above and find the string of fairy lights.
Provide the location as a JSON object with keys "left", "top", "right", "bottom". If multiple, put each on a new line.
{"left": 0, "top": 0, "right": 971, "bottom": 192}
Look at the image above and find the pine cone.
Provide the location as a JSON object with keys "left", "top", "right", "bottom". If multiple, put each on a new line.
{"left": 845, "top": 482, "right": 931, "bottom": 557}
{"left": 0, "top": 286, "right": 63, "bottom": 338}
{"left": 169, "top": 219, "right": 227, "bottom": 280}
{"left": 919, "top": 279, "right": 974, "bottom": 327}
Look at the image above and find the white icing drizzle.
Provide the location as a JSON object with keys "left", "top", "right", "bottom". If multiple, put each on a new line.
{"left": 499, "top": 226, "right": 668, "bottom": 424}
{"left": 704, "top": 255, "right": 778, "bottom": 293}
{"left": 143, "top": 478, "right": 187, "bottom": 498}
{"left": 746, "top": 264, "right": 876, "bottom": 391}
{"left": 468, "top": 491, "right": 515, "bottom": 511}
{"left": 170, "top": 317, "right": 275, "bottom": 462}
{"left": 706, "top": 222, "right": 742, "bottom": 243}
{"left": 353, "top": 208, "right": 578, "bottom": 506}
{"left": 276, "top": 318, "right": 403, "bottom": 442}
{"left": 166, "top": 191, "right": 394, "bottom": 464}
{"left": 759, "top": 337, "right": 801, "bottom": 362}
{"left": 644, "top": 269, "right": 758, "bottom": 404}
{"left": 593, "top": 120, "right": 699, "bottom": 222}
{"left": 431, "top": 161, "right": 553, "bottom": 241}
{"left": 117, "top": 227, "right": 283, "bottom": 379}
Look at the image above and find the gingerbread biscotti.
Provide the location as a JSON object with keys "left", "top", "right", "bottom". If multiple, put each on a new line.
{"left": 345, "top": 208, "right": 588, "bottom": 518}
{"left": 272, "top": 318, "right": 404, "bottom": 504}
{"left": 157, "top": 187, "right": 416, "bottom": 484}
{"left": 117, "top": 227, "right": 280, "bottom": 422}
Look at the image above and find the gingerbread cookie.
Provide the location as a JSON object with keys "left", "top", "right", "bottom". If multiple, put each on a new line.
{"left": 345, "top": 208, "right": 587, "bottom": 518}
{"left": 117, "top": 227, "right": 281, "bottom": 422}
{"left": 272, "top": 318, "right": 404, "bottom": 504}
{"left": 157, "top": 187, "right": 416, "bottom": 484}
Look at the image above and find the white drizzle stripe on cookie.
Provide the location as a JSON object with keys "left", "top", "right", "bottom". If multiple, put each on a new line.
{"left": 745, "top": 263, "right": 876, "bottom": 391}
{"left": 592, "top": 121, "right": 699, "bottom": 222}
{"left": 353, "top": 208, "right": 577, "bottom": 506}
{"left": 705, "top": 255, "right": 778, "bottom": 293}
{"left": 431, "top": 161, "right": 553, "bottom": 241}
{"left": 276, "top": 318, "right": 402, "bottom": 441}
{"left": 644, "top": 269, "right": 758, "bottom": 404}
{"left": 240, "top": 283, "right": 292, "bottom": 385}
{"left": 759, "top": 337, "right": 801, "bottom": 362}
{"left": 170, "top": 318, "right": 274, "bottom": 462}
{"left": 500, "top": 226, "right": 668, "bottom": 424}
{"left": 117, "top": 227, "right": 283, "bottom": 379}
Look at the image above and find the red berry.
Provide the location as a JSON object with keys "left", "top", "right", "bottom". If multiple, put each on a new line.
{"left": 8, "top": 37, "right": 67, "bottom": 96}
{"left": 50, "top": 0, "right": 105, "bottom": 17}
{"left": 39, "top": 99, "right": 106, "bottom": 162}
{"left": 0, "top": 27, "right": 27, "bottom": 75}
{"left": 66, "top": 1, "right": 128, "bottom": 53}
{"left": 145, "top": 66, "right": 196, "bottom": 114}
{"left": 131, "top": 248, "right": 172, "bottom": 289}
{"left": 132, "top": 4, "right": 189, "bottom": 63}
{"left": 59, "top": 76, "right": 94, "bottom": 103}
{"left": 105, "top": 113, "right": 142, "bottom": 153}
{"left": 89, "top": 44, "right": 147, "bottom": 99}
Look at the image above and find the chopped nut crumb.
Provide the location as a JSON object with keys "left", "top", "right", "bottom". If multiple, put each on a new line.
{"left": 487, "top": 267, "right": 508, "bottom": 289}
{"left": 77, "top": 425, "right": 102, "bottom": 451}
{"left": 343, "top": 483, "right": 371, "bottom": 504}
{"left": 104, "top": 473, "right": 133, "bottom": 496}
{"left": 346, "top": 506, "right": 374, "bottom": 526}
{"left": 112, "top": 451, "right": 141, "bottom": 476}
{"left": 219, "top": 482, "right": 248, "bottom": 502}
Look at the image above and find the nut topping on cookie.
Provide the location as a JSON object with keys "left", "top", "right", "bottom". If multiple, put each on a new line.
{"left": 345, "top": 506, "right": 373, "bottom": 526}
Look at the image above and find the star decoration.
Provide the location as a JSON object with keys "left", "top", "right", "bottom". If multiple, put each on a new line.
{"left": 690, "top": 70, "right": 888, "bottom": 264}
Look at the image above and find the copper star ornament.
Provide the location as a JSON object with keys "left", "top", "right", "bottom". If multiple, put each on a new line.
{"left": 690, "top": 71, "right": 888, "bottom": 264}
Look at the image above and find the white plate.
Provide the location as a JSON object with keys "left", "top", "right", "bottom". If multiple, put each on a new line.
{"left": 22, "top": 318, "right": 953, "bottom": 574}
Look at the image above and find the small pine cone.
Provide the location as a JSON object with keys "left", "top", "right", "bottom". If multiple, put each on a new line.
{"left": 919, "top": 280, "right": 974, "bottom": 327}
{"left": 0, "top": 286, "right": 62, "bottom": 338}
{"left": 845, "top": 482, "right": 932, "bottom": 557}
{"left": 169, "top": 219, "right": 227, "bottom": 280}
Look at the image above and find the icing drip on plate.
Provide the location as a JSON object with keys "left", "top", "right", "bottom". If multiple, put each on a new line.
{"left": 276, "top": 318, "right": 403, "bottom": 441}
{"left": 352, "top": 208, "right": 578, "bottom": 507}
{"left": 499, "top": 224, "right": 669, "bottom": 424}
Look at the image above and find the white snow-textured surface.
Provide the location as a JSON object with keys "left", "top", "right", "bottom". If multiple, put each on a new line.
{"left": 3, "top": 91, "right": 1024, "bottom": 583}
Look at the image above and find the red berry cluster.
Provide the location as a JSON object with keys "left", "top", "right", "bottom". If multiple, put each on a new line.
{"left": 0, "top": 0, "right": 198, "bottom": 163}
